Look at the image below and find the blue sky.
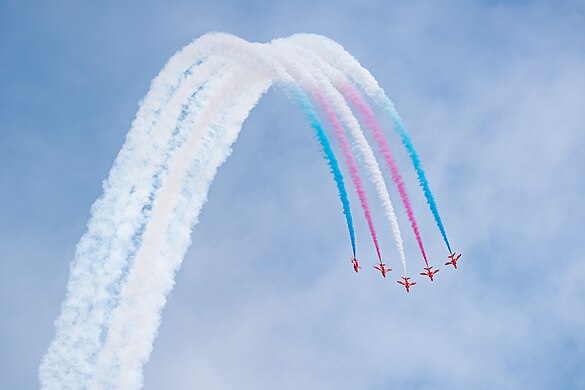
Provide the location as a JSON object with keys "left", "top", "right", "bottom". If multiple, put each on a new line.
{"left": 1, "top": 0, "right": 585, "bottom": 388}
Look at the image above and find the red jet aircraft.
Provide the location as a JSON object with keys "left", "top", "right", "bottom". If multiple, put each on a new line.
{"left": 373, "top": 262, "right": 392, "bottom": 278}
{"left": 420, "top": 266, "right": 440, "bottom": 281}
{"left": 397, "top": 277, "right": 416, "bottom": 292}
{"left": 351, "top": 257, "right": 362, "bottom": 273}
{"left": 445, "top": 253, "right": 462, "bottom": 269}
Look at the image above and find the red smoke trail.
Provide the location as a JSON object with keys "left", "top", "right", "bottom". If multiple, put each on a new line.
{"left": 340, "top": 82, "right": 429, "bottom": 267}
{"left": 314, "top": 89, "right": 382, "bottom": 262}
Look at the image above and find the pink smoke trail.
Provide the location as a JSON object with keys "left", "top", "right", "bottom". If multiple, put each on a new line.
{"left": 339, "top": 82, "right": 429, "bottom": 267}
{"left": 313, "top": 89, "right": 382, "bottom": 262}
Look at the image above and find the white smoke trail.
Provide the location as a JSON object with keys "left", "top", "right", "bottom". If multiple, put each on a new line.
{"left": 40, "top": 36, "right": 235, "bottom": 389}
{"left": 268, "top": 41, "right": 407, "bottom": 273}
{"left": 89, "top": 68, "right": 271, "bottom": 389}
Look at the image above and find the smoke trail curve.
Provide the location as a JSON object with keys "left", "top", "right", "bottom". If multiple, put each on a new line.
{"left": 40, "top": 32, "right": 451, "bottom": 389}
{"left": 287, "top": 33, "right": 453, "bottom": 254}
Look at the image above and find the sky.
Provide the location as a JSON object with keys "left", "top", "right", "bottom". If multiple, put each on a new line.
{"left": 1, "top": 0, "right": 585, "bottom": 389}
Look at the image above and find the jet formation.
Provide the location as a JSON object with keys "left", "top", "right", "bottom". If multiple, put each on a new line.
{"left": 352, "top": 252, "right": 462, "bottom": 293}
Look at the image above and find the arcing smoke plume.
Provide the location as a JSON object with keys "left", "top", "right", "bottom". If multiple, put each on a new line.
{"left": 40, "top": 33, "right": 451, "bottom": 389}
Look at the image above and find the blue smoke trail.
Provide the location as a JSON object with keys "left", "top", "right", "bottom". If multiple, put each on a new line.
{"left": 290, "top": 87, "right": 356, "bottom": 257}
{"left": 391, "top": 115, "right": 452, "bottom": 254}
